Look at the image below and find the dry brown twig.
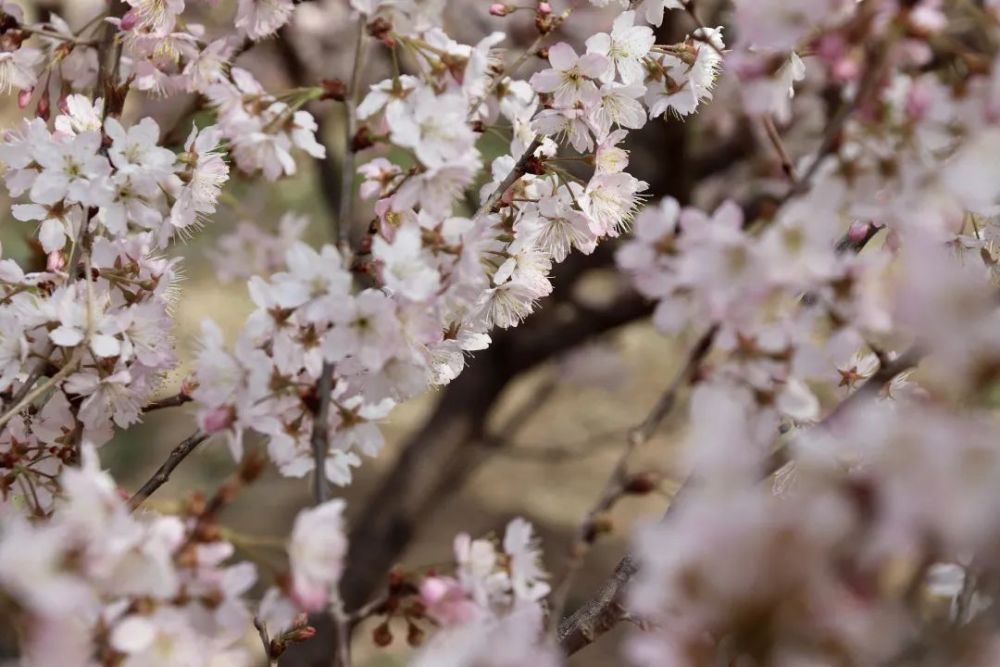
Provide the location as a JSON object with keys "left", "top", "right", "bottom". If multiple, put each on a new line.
{"left": 142, "top": 391, "right": 193, "bottom": 413}
{"left": 127, "top": 432, "right": 209, "bottom": 512}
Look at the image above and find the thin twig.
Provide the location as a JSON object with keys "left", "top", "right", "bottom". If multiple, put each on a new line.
{"left": 127, "top": 431, "right": 209, "bottom": 512}
{"left": 142, "top": 392, "right": 193, "bottom": 413}
{"left": 476, "top": 137, "right": 543, "bottom": 221}
{"left": 9, "top": 347, "right": 53, "bottom": 407}
{"left": 548, "top": 326, "right": 717, "bottom": 631}
{"left": 308, "top": 12, "right": 367, "bottom": 504}
{"left": 0, "top": 349, "right": 81, "bottom": 431}
{"left": 556, "top": 345, "right": 921, "bottom": 657}
{"left": 347, "top": 591, "right": 390, "bottom": 627}
{"left": 331, "top": 597, "right": 352, "bottom": 667}
{"left": 311, "top": 362, "right": 335, "bottom": 504}
{"left": 761, "top": 115, "right": 799, "bottom": 185}
{"left": 18, "top": 25, "right": 99, "bottom": 46}
{"left": 337, "top": 16, "right": 368, "bottom": 249}
{"left": 548, "top": 448, "right": 633, "bottom": 629}
{"left": 95, "top": 0, "right": 129, "bottom": 118}
{"left": 9, "top": 212, "right": 94, "bottom": 407}
{"left": 321, "top": 13, "right": 371, "bottom": 667}
{"left": 465, "top": 8, "right": 586, "bottom": 221}
{"left": 254, "top": 616, "right": 278, "bottom": 667}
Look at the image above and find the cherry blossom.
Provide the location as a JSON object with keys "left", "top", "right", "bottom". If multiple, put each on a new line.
{"left": 0, "top": 1, "right": 997, "bottom": 666}
{"left": 530, "top": 42, "right": 610, "bottom": 107}
{"left": 288, "top": 499, "right": 348, "bottom": 611}
{"left": 585, "top": 11, "right": 655, "bottom": 85}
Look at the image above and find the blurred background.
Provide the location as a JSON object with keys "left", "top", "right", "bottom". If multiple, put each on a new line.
{"left": 0, "top": 1, "right": 773, "bottom": 664}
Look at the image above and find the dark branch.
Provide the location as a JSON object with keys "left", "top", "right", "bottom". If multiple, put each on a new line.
{"left": 128, "top": 432, "right": 209, "bottom": 512}
{"left": 142, "top": 392, "right": 192, "bottom": 413}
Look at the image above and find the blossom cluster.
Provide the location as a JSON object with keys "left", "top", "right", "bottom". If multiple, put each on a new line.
{"left": 0, "top": 0, "right": 693, "bottom": 661}
{"left": 190, "top": 0, "right": 724, "bottom": 490}
{"left": 612, "top": 1, "right": 1000, "bottom": 664}
{"left": 3, "top": 0, "right": 1000, "bottom": 665}
{"left": 0, "top": 448, "right": 259, "bottom": 666}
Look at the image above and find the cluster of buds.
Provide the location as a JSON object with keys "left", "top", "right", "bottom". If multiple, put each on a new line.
{"left": 372, "top": 567, "right": 426, "bottom": 648}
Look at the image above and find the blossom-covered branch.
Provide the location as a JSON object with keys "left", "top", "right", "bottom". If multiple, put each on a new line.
{"left": 1, "top": 0, "right": 1000, "bottom": 666}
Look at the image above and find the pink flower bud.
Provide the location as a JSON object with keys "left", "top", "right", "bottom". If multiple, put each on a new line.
{"left": 905, "top": 82, "right": 933, "bottom": 121}
{"left": 847, "top": 222, "right": 871, "bottom": 245}
{"left": 36, "top": 91, "right": 50, "bottom": 120}
{"left": 17, "top": 87, "right": 31, "bottom": 109}
{"left": 538, "top": 2, "right": 552, "bottom": 15}
{"left": 419, "top": 576, "right": 449, "bottom": 604}
{"left": 201, "top": 406, "right": 234, "bottom": 434}
{"left": 419, "top": 576, "right": 479, "bottom": 626}
{"left": 832, "top": 58, "right": 860, "bottom": 83}
{"left": 46, "top": 251, "right": 65, "bottom": 273}
{"left": 121, "top": 9, "right": 138, "bottom": 31}
{"left": 489, "top": 3, "right": 510, "bottom": 16}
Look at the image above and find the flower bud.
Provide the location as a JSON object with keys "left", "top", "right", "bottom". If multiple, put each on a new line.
{"left": 36, "top": 90, "right": 50, "bottom": 121}
{"left": 121, "top": 9, "right": 138, "bottom": 31}
{"left": 367, "top": 16, "right": 394, "bottom": 47}
{"left": 16, "top": 87, "right": 31, "bottom": 109}
{"left": 201, "top": 406, "right": 234, "bottom": 434}
{"left": 489, "top": 4, "right": 512, "bottom": 16}
{"left": 538, "top": 2, "right": 552, "bottom": 15}
{"left": 406, "top": 621, "right": 425, "bottom": 647}
{"left": 287, "top": 625, "right": 317, "bottom": 642}
{"left": 180, "top": 375, "right": 197, "bottom": 398}
{"left": 269, "top": 638, "right": 287, "bottom": 658}
{"left": 351, "top": 127, "right": 375, "bottom": 152}
{"left": 321, "top": 78, "right": 347, "bottom": 102}
{"left": 847, "top": 221, "right": 872, "bottom": 245}
{"left": 46, "top": 251, "right": 65, "bottom": 273}
{"left": 373, "top": 621, "right": 393, "bottom": 647}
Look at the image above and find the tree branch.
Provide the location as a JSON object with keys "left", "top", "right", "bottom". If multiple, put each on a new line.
{"left": 555, "top": 218, "right": 894, "bottom": 656}
{"left": 548, "top": 325, "right": 718, "bottom": 628}
{"left": 127, "top": 431, "right": 209, "bottom": 512}
{"left": 255, "top": 616, "right": 278, "bottom": 667}
{"left": 142, "top": 392, "right": 192, "bottom": 413}
{"left": 340, "top": 288, "right": 655, "bottom": 609}
{"left": 556, "top": 346, "right": 923, "bottom": 657}
{"left": 311, "top": 362, "right": 334, "bottom": 504}
{"left": 95, "top": 0, "right": 129, "bottom": 117}
{"left": 337, "top": 19, "right": 368, "bottom": 250}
